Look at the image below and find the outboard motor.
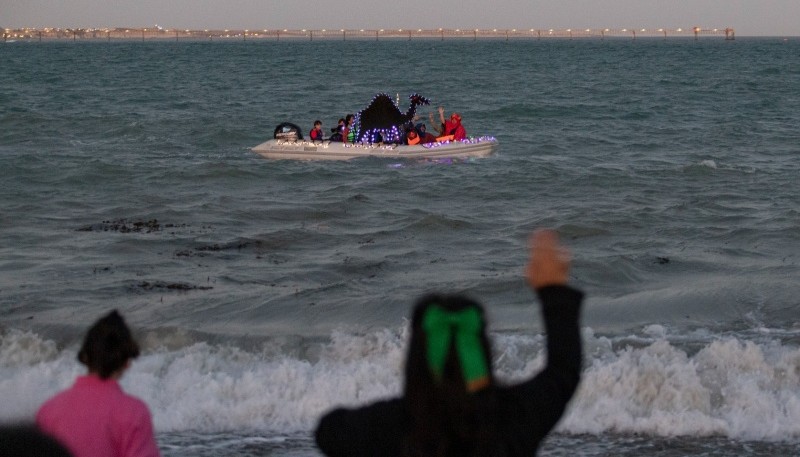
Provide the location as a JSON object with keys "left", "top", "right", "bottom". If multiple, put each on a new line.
{"left": 273, "top": 122, "right": 304, "bottom": 141}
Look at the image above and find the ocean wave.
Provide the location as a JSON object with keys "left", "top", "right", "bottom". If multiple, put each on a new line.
{"left": 3, "top": 325, "right": 800, "bottom": 440}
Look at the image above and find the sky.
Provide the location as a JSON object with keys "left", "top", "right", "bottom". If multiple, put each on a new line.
{"left": 2, "top": 0, "right": 798, "bottom": 37}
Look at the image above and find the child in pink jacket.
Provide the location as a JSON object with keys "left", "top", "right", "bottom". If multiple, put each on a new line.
{"left": 37, "top": 311, "right": 160, "bottom": 457}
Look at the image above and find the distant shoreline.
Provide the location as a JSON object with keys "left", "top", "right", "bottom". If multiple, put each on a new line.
{"left": 3, "top": 26, "right": 736, "bottom": 41}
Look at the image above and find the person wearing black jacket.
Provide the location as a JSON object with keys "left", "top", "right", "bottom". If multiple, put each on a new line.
{"left": 315, "top": 229, "right": 584, "bottom": 457}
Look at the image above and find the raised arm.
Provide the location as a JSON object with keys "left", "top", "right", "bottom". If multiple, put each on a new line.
{"left": 500, "top": 230, "right": 584, "bottom": 453}
{"left": 437, "top": 106, "right": 446, "bottom": 126}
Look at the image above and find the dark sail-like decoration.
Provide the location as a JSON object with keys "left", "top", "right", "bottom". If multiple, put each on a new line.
{"left": 354, "top": 93, "right": 430, "bottom": 143}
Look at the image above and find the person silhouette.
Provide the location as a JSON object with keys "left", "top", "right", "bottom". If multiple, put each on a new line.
{"left": 315, "top": 229, "right": 584, "bottom": 457}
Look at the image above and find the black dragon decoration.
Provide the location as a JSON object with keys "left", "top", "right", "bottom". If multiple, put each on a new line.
{"left": 354, "top": 93, "right": 431, "bottom": 143}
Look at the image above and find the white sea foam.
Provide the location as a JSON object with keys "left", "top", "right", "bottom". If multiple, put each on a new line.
{"left": 563, "top": 330, "right": 800, "bottom": 440}
{"left": 2, "top": 326, "right": 800, "bottom": 440}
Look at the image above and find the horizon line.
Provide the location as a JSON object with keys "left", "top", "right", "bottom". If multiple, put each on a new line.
{"left": 4, "top": 26, "right": 736, "bottom": 41}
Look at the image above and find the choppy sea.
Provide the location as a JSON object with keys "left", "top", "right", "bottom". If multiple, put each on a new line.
{"left": 1, "top": 37, "right": 800, "bottom": 456}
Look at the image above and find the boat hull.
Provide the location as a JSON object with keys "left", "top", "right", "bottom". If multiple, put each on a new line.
{"left": 251, "top": 137, "right": 498, "bottom": 161}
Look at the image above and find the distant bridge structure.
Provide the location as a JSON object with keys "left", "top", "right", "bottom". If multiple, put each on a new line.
{"left": 3, "top": 26, "right": 735, "bottom": 42}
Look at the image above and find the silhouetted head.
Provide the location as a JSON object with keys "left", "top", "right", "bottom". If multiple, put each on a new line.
{"left": 78, "top": 310, "right": 140, "bottom": 379}
{"left": 0, "top": 424, "right": 73, "bottom": 457}
{"left": 403, "top": 294, "right": 496, "bottom": 457}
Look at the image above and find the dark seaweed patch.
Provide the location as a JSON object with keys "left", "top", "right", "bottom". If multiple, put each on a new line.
{"left": 131, "top": 281, "right": 213, "bottom": 291}
{"left": 77, "top": 219, "right": 158, "bottom": 233}
{"left": 76, "top": 219, "right": 193, "bottom": 234}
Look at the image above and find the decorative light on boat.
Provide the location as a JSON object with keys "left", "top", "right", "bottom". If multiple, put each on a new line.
{"left": 677, "top": 28, "right": 683, "bottom": 32}
{"left": 585, "top": 29, "right": 591, "bottom": 32}
{"left": 641, "top": 29, "right": 646, "bottom": 32}
{"left": 622, "top": 29, "right": 627, "bottom": 32}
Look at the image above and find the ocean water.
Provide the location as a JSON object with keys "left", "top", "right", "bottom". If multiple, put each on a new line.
{"left": 1, "top": 37, "right": 800, "bottom": 456}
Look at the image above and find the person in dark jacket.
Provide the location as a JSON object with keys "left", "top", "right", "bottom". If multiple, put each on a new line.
{"left": 329, "top": 118, "right": 345, "bottom": 142}
{"left": 315, "top": 229, "right": 583, "bottom": 457}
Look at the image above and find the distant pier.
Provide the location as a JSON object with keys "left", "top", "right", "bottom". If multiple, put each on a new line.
{"left": 3, "top": 26, "right": 735, "bottom": 42}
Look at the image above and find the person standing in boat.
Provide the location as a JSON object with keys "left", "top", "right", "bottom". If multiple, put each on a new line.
{"left": 315, "top": 229, "right": 584, "bottom": 457}
{"left": 309, "top": 120, "right": 324, "bottom": 141}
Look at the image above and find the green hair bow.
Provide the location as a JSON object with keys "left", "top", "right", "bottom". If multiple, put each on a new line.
{"left": 422, "top": 305, "right": 489, "bottom": 392}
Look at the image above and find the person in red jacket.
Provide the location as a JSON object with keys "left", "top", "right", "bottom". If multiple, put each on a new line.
{"left": 437, "top": 105, "right": 467, "bottom": 140}
{"left": 315, "top": 229, "right": 584, "bottom": 457}
{"left": 309, "top": 120, "right": 324, "bottom": 141}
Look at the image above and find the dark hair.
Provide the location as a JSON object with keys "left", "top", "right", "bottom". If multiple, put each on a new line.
{"left": 314, "top": 120, "right": 322, "bottom": 126}
{"left": 345, "top": 114, "right": 354, "bottom": 124}
{"left": 77, "top": 310, "right": 140, "bottom": 379}
{"left": 0, "top": 424, "right": 73, "bottom": 457}
{"left": 402, "top": 294, "right": 498, "bottom": 457}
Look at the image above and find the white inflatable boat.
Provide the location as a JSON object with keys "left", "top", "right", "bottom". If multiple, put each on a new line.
{"left": 251, "top": 136, "right": 498, "bottom": 161}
